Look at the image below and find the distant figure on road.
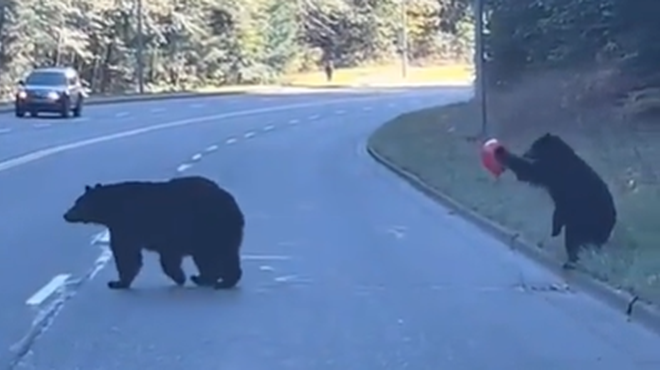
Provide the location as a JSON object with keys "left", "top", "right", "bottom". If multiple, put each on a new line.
{"left": 324, "top": 60, "right": 334, "bottom": 82}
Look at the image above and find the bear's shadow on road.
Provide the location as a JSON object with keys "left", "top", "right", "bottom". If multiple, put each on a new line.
{"left": 107, "top": 284, "right": 245, "bottom": 306}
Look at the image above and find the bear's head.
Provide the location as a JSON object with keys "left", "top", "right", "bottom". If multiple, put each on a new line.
{"left": 523, "top": 132, "right": 575, "bottom": 162}
{"left": 63, "top": 183, "right": 112, "bottom": 225}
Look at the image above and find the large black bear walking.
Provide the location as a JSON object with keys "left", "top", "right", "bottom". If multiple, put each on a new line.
{"left": 494, "top": 133, "right": 617, "bottom": 268}
{"left": 64, "top": 176, "right": 245, "bottom": 289}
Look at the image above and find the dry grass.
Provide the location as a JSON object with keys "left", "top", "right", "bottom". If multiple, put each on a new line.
{"left": 279, "top": 64, "right": 474, "bottom": 87}
{"left": 369, "top": 69, "right": 660, "bottom": 304}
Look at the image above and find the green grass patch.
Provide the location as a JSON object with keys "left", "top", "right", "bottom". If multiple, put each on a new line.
{"left": 369, "top": 100, "right": 660, "bottom": 304}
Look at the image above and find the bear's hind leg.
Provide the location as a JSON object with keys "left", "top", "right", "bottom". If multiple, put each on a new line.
{"left": 158, "top": 251, "right": 186, "bottom": 286}
{"left": 562, "top": 225, "right": 585, "bottom": 270}
{"left": 108, "top": 245, "right": 143, "bottom": 289}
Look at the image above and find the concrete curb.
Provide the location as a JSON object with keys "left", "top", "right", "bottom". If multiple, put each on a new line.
{"left": 0, "top": 89, "right": 253, "bottom": 114}
{"left": 366, "top": 140, "right": 660, "bottom": 336}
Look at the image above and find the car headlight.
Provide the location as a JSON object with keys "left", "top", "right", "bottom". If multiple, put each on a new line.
{"left": 47, "top": 91, "right": 59, "bottom": 100}
{"left": 17, "top": 91, "right": 27, "bottom": 99}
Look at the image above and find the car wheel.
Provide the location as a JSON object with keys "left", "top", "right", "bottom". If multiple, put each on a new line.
{"left": 72, "top": 96, "right": 83, "bottom": 117}
{"left": 14, "top": 109, "right": 25, "bottom": 118}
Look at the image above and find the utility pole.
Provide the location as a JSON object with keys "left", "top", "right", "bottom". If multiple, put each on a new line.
{"left": 400, "top": 0, "right": 408, "bottom": 79}
{"left": 136, "top": 0, "right": 145, "bottom": 94}
{"left": 474, "top": 0, "right": 488, "bottom": 137}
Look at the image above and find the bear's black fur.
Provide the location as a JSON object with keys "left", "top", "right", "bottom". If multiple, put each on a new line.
{"left": 64, "top": 176, "right": 245, "bottom": 289}
{"left": 494, "top": 133, "right": 617, "bottom": 268}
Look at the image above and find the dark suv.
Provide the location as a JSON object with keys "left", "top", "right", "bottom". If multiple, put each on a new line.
{"left": 15, "top": 67, "right": 87, "bottom": 118}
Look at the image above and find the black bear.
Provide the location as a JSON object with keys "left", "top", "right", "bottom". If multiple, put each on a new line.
{"left": 63, "top": 176, "right": 245, "bottom": 290}
{"left": 494, "top": 133, "right": 617, "bottom": 268}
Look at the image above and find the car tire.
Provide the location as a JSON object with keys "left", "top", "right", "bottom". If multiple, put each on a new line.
{"left": 72, "top": 96, "right": 83, "bottom": 117}
{"left": 14, "top": 109, "right": 25, "bottom": 118}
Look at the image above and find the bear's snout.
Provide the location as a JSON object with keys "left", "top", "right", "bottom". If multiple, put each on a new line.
{"left": 63, "top": 210, "right": 78, "bottom": 223}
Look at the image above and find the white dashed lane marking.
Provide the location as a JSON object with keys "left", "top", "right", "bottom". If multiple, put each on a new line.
{"left": 32, "top": 123, "right": 51, "bottom": 129}
{"left": 91, "top": 230, "right": 110, "bottom": 244}
{"left": 190, "top": 153, "right": 203, "bottom": 162}
{"left": 176, "top": 163, "right": 192, "bottom": 172}
{"left": 244, "top": 132, "right": 255, "bottom": 139}
{"left": 335, "top": 109, "right": 345, "bottom": 114}
{"left": 242, "top": 255, "right": 292, "bottom": 261}
{"left": 115, "top": 112, "right": 129, "bottom": 117}
{"left": 204, "top": 145, "right": 218, "bottom": 152}
{"left": 263, "top": 125, "right": 275, "bottom": 131}
{"left": 288, "top": 119, "right": 299, "bottom": 125}
{"left": 308, "top": 114, "right": 320, "bottom": 120}
{"left": 226, "top": 138, "right": 237, "bottom": 145}
{"left": 26, "top": 274, "right": 70, "bottom": 307}
{"left": 0, "top": 128, "right": 12, "bottom": 135}
{"left": 274, "top": 275, "right": 298, "bottom": 283}
{"left": 150, "top": 107, "right": 166, "bottom": 113}
{"left": 90, "top": 247, "right": 113, "bottom": 280}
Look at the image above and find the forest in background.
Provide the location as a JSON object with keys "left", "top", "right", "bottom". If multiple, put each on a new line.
{"left": 2, "top": 0, "right": 659, "bottom": 106}
{"left": 484, "top": 0, "right": 660, "bottom": 113}
{"left": 0, "top": 0, "right": 474, "bottom": 99}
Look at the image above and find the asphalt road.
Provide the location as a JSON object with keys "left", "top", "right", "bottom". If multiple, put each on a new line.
{"left": 0, "top": 87, "right": 658, "bottom": 370}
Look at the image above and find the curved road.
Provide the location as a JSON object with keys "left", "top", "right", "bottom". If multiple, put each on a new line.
{"left": 0, "top": 87, "right": 658, "bottom": 369}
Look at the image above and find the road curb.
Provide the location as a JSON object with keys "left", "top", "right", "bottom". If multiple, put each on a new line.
{"left": 0, "top": 89, "right": 248, "bottom": 114}
{"left": 366, "top": 139, "right": 660, "bottom": 336}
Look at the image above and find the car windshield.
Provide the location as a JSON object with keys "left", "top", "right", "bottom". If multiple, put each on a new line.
{"left": 25, "top": 71, "right": 67, "bottom": 86}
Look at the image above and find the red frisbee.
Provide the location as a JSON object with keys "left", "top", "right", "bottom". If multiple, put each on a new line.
{"left": 481, "top": 138, "right": 505, "bottom": 177}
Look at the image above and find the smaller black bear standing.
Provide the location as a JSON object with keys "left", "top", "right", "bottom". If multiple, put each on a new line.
{"left": 64, "top": 176, "right": 245, "bottom": 290}
{"left": 494, "top": 133, "right": 617, "bottom": 268}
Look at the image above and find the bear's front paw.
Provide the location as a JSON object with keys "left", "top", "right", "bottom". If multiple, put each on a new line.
{"left": 190, "top": 275, "right": 210, "bottom": 287}
{"left": 561, "top": 261, "right": 576, "bottom": 271}
{"left": 107, "top": 280, "right": 131, "bottom": 289}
